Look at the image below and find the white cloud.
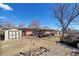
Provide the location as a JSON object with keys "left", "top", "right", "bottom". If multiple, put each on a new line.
{"left": 0, "top": 16, "right": 5, "bottom": 19}
{"left": 0, "top": 3, "right": 13, "bottom": 11}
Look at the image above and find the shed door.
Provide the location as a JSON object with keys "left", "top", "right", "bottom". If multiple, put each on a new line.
{"left": 8, "top": 31, "right": 19, "bottom": 39}
{"left": 9, "top": 31, "right": 12, "bottom": 39}
{"left": 16, "top": 32, "right": 19, "bottom": 38}
{"left": 13, "top": 31, "right": 16, "bottom": 39}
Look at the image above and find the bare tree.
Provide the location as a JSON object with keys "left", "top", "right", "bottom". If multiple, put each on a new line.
{"left": 52, "top": 4, "right": 79, "bottom": 41}
{"left": 28, "top": 18, "right": 40, "bottom": 53}
{"left": 28, "top": 18, "right": 40, "bottom": 29}
{"left": 3, "top": 21, "right": 15, "bottom": 28}
{"left": 43, "top": 26, "right": 50, "bottom": 29}
{"left": 18, "top": 22, "right": 24, "bottom": 28}
{"left": 28, "top": 18, "right": 40, "bottom": 37}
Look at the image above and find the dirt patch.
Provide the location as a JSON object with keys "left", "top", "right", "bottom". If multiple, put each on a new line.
{"left": 1, "top": 36, "right": 72, "bottom": 56}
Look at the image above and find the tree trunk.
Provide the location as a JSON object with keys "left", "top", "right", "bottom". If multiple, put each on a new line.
{"left": 60, "top": 29, "right": 65, "bottom": 42}
{"left": 0, "top": 35, "right": 1, "bottom": 40}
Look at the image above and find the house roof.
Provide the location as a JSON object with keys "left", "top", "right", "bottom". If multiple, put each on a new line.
{"left": 20, "top": 28, "right": 57, "bottom": 32}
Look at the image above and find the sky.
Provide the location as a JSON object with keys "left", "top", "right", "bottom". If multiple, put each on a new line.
{"left": 0, "top": 3, "right": 79, "bottom": 30}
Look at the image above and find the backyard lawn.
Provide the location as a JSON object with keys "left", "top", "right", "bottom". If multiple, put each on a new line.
{"left": 0, "top": 36, "right": 71, "bottom": 56}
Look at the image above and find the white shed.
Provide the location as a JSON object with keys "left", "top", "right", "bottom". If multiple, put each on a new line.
{"left": 4, "top": 29, "right": 22, "bottom": 40}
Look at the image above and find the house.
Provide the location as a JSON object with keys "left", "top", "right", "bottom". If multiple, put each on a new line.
{"left": 20, "top": 28, "right": 57, "bottom": 37}
{"left": 0, "top": 28, "right": 22, "bottom": 41}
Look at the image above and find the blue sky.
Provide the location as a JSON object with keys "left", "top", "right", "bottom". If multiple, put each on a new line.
{"left": 0, "top": 3, "right": 79, "bottom": 30}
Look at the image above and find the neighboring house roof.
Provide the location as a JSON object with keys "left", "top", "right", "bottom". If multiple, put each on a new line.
{"left": 20, "top": 28, "right": 57, "bottom": 32}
